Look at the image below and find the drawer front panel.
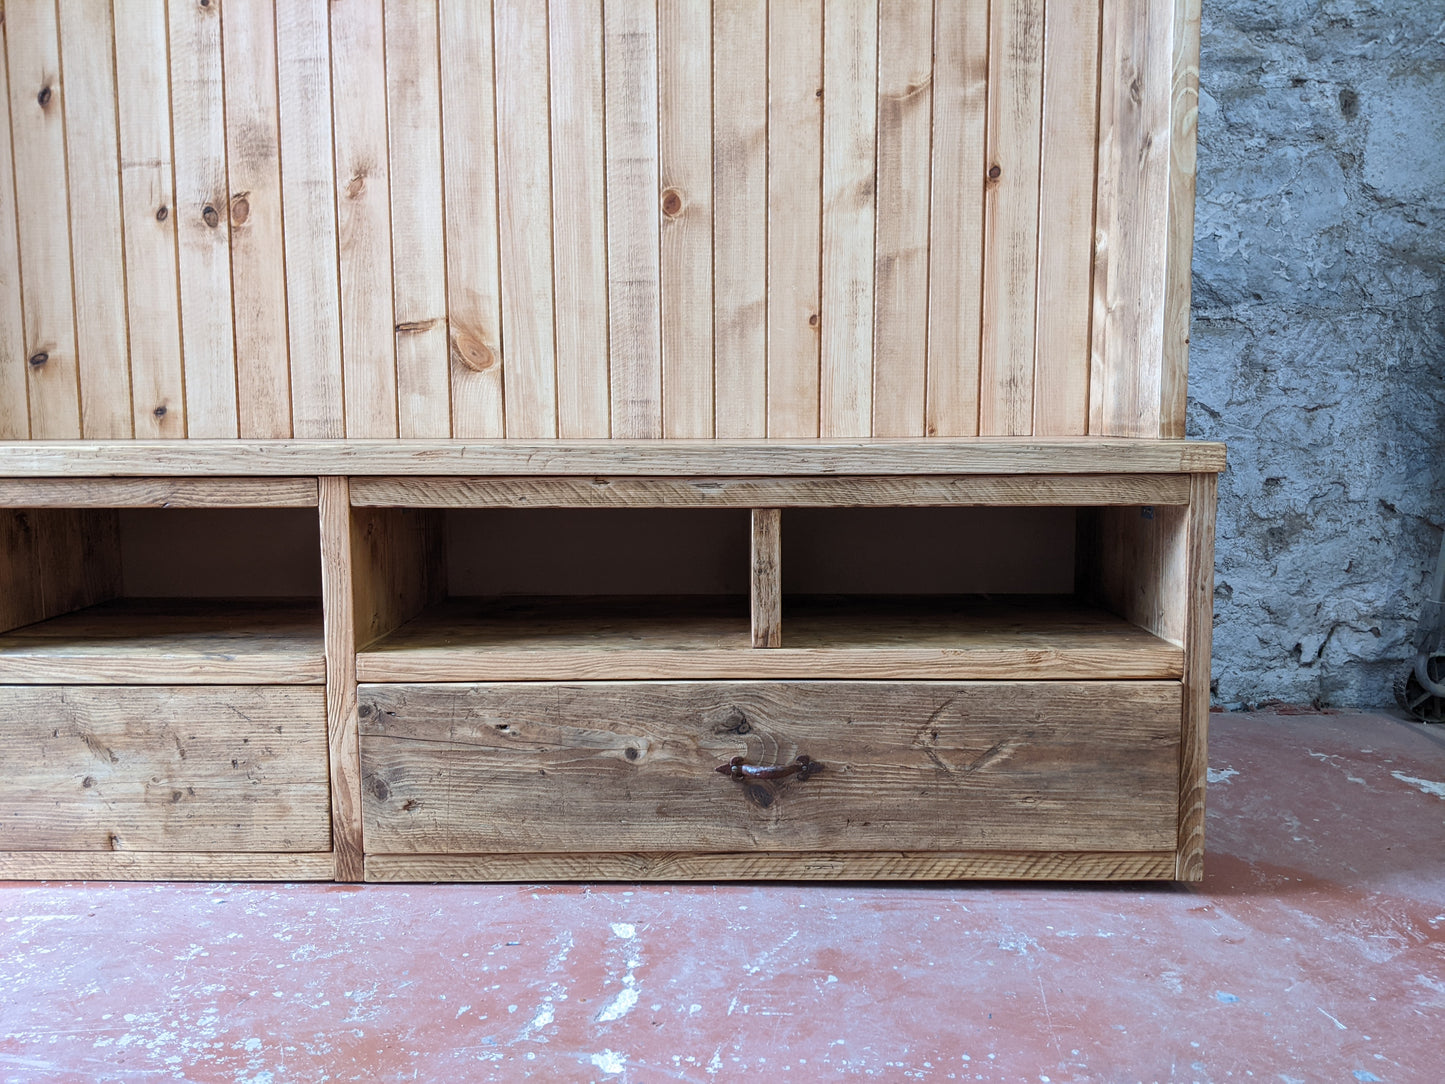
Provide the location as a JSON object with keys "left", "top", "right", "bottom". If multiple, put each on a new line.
{"left": 359, "top": 681, "right": 1181, "bottom": 854}
{"left": 0, "top": 686, "right": 331, "bottom": 852}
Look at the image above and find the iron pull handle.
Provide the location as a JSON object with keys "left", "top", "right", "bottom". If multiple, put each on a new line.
{"left": 715, "top": 754, "right": 821, "bottom": 782}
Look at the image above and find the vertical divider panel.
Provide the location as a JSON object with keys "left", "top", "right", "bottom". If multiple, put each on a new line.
{"left": 978, "top": 0, "right": 1044, "bottom": 436}
{"left": 170, "top": 0, "right": 239, "bottom": 438}
{"left": 819, "top": 0, "right": 877, "bottom": 439}
{"left": 765, "top": 0, "right": 823, "bottom": 438}
{"left": 440, "top": 0, "right": 505, "bottom": 439}
{"left": 223, "top": 0, "right": 294, "bottom": 439}
{"left": 549, "top": 0, "right": 612, "bottom": 438}
{"left": 114, "top": 0, "right": 185, "bottom": 438}
{"left": 750, "top": 508, "right": 782, "bottom": 648}
{"left": 870, "top": 0, "right": 933, "bottom": 438}
{"left": 659, "top": 0, "right": 715, "bottom": 438}
{"left": 386, "top": 0, "right": 451, "bottom": 439}
{"left": 56, "top": 1, "right": 132, "bottom": 439}
{"left": 1177, "top": 471, "right": 1217, "bottom": 879}
{"left": 1163, "top": 0, "right": 1204, "bottom": 440}
{"left": 331, "top": 0, "right": 398, "bottom": 439}
{"left": 495, "top": 0, "right": 559, "bottom": 438}
{"left": 605, "top": 0, "right": 664, "bottom": 438}
{"left": 711, "top": 0, "right": 768, "bottom": 438}
{"left": 0, "top": 22, "right": 23, "bottom": 439}
{"left": 0, "top": 507, "right": 121, "bottom": 637}
{"left": 319, "top": 476, "right": 363, "bottom": 882}
{"left": 7, "top": 0, "right": 81, "bottom": 438}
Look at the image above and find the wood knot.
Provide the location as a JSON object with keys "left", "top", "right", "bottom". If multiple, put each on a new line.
{"left": 156, "top": 205, "right": 169, "bottom": 222}
{"left": 202, "top": 204, "right": 220, "bottom": 228}
{"left": 624, "top": 746, "right": 641, "bottom": 761}
{"left": 661, "top": 187, "right": 684, "bottom": 218}
{"left": 28, "top": 352, "right": 48, "bottom": 368}
{"left": 230, "top": 193, "right": 251, "bottom": 226}
{"left": 199, "top": 0, "right": 211, "bottom": 7}
{"left": 81, "top": 776, "right": 95, "bottom": 788}
{"left": 451, "top": 328, "right": 497, "bottom": 373}
{"left": 345, "top": 173, "right": 366, "bottom": 200}
{"left": 37, "top": 85, "right": 53, "bottom": 108}
{"left": 366, "top": 775, "right": 391, "bottom": 802}
{"left": 807, "top": 313, "right": 819, "bottom": 328}
{"left": 987, "top": 164, "right": 1001, "bottom": 180}
{"left": 153, "top": 405, "right": 167, "bottom": 417}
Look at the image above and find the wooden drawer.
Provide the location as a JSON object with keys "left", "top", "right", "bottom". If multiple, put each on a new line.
{"left": 359, "top": 681, "right": 1181, "bottom": 857}
{"left": 0, "top": 686, "right": 331, "bottom": 853}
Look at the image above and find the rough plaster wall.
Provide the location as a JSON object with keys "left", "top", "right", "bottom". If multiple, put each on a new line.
{"left": 1189, "top": 0, "right": 1445, "bottom": 706}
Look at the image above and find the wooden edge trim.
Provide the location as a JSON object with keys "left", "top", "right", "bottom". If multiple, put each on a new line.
{"left": 0, "top": 852, "right": 336, "bottom": 882}
{"left": 319, "top": 478, "right": 365, "bottom": 882}
{"left": 0, "top": 477, "right": 320, "bottom": 507}
{"left": 1176, "top": 472, "right": 1217, "bottom": 880}
{"left": 751, "top": 509, "right": 782, "bottom": 647}
{"left": 365, "top": 851, "right": 1179, "bottom": 882}
{"left": 1162, "top": 0, "right": 1203, "bottom": 439}
{"left": 0, "top": 663, "right": 327, "bottom": 685}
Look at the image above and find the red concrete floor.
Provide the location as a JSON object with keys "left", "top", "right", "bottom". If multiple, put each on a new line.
{"left": 2, "top": 710, "right": 1443, "bottom": 1084}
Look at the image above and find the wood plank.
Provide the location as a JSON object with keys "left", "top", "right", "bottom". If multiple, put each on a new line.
{"left": 114, "top": 0, "right": 184, "bottom": 438}
{"left": 1177, "top": 471, "right": 1217, "bottom": 880}
{"left": 1033, "top": 0, "right": 1101, "bottom": 437}
{"left": 358, "top": 680, "right": 1180, "bottom": 854}
{"left": 751, "top": 509, "right": 781, "bottom": 647}
{"left": 350, "top": 474, "right": 1192, "bottom": 509}
{"left": 0, "top": 15, "right": 27, "bottom": 440}
{"left": 494, "top": 0, "right": 558, "bottom": 438}
{"left": 1077, "top": 499, "right": 1189, "bottom": 649}
{"left": 871, "top": 0, "right": 933, "bottom": 438}
{"left": 0, "top": 851, "right": 336, "bottom": 882}
{"left": 222, "top": 0, "right": 293, "bottom": 438}
{"left": 366, "top": 850, "right": 1178, "bottom": 882}
{"left": 0, "top": 509, "right": 121, "bottom": 636}
{"left": 356, "top": 596, "right": 1183, "bottom": 682}
{"left": 5, "top": 0, "right": 80, "bottom": 438}
{"left": 924, "top": 0, "right": 988, "bottom": 438}
{"left": 440, "top": 0, "right": 504, "bottom": 439}
{"left": 386, "top": 0, "right": 451, "bottom": 439}
{"left": 978, "top": 0, "right": 1044, "bottom": 436}
{"left": 169, "top": 0, "right": 238, "bottom": 438}
{"left": 319, "top": 477, "right": 363, "bottom": 881}
{"left": 658, "top": 0, "right": 714, "bottom": 437}
{"left": 604, "top": 0, "right": 664, "bottom": 438}
{"left": 0, "top": 477, "right": 318, "bottom": 508}
{"left": 548, "top": 0, "right": 611, "bottom": 439}
{"left": 710, "top": 0, "right": 768, "bottom": 438}
{"left": 0, "top": 685, "right": 330, "bottom": 853}
{"left": 349, "top": 508, "right": 446, "bottom": 650}
{"left": 819, "top": 0, "right": 877, "bottom": 438}
{"left": 330, "top": 0, "right": 398, "bottom": 438}
{"left": 1163, "top": 0, "right": 1204, "bottom": 440}
{"left": 0, "top": 438, "right": 1231, "bottom": 477}
{"left": 55, "top": 0, "right": 131, "bottom": 439}
{"left": 276, "top": 0, "right": 344, "bottom": 438}
{"left": 765, "top": 0, "right": 823, "bottom": 438}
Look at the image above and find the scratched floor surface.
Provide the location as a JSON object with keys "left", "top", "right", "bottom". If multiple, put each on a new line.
{"left": 2, "top": 711, "right": 1443, "bottom": 1084}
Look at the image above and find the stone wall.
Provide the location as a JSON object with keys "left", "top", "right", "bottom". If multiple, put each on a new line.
{"left": 1189, "top": 1, "right": 1445, "bottom": 706}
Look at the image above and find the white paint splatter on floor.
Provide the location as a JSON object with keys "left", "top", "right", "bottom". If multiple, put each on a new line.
{"left": 1390, "top": 771, "right": 1445, "bottom": 799}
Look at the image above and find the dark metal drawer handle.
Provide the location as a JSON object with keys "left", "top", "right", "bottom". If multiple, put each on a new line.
{"left": 716, "top": 754, "right": 822, "bottom": 782}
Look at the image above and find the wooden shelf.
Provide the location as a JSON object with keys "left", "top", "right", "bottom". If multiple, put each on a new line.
{"left": 0, "top": 598, "right": 325, "bottom": 684}
{"left": 355, "top": 595, "right": 1182, "bottom": 682}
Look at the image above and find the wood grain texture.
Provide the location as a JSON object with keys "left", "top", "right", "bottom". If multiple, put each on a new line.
{"left": 0, "top": 508, "right": 120, "bottom": 635}
{"left": 386, "top": 0, "right": 451, "bottom": 439}
{"left": 871, "top": 0, "right": 933, "bottom": 438}
{"left": 5, "top": 0, "right": 80, "bottom": 438}
{"left": 0, "top": 685, "right": 330, "bottom": 853}
{"left": 222, "top": 0, "right": 293, "bottom": 438}
{"left": 330, "top": 0, "right": 398, "bottom": 439}
{"left": 711, "top": 0, "right": 768, "bottom": 438}
{"left": 766, "top": 0, "right": 823, "bottom": 438}
{"left": 56, "top": 0, "right": 131, "bottom": 439}
{"left": 319, "top": 476, "right": 363, "bottom": 881}
{"left": 1163, "top": 0, "right": 1203, "bottom": 440}
{"left": 169, "top": 0, "right": 238, "bottom": 438}
{"left": 0, "top": 15, "right": 24, "bottom": 440}
{"left": 605, "top": 0, "right": 664, "bottom": 438}
{"left": 1177, "top": 471, "right": 1216, "bottom": 880}
{"left": 548, "top": 0, "right": 611, "bottom": 439}
{"left": 348, "top": 507, "right": 446, "bottom": 650}
{"left": 358, "top": 680, "right": 1180, "bottom": 854}
{"left": 1078, "top": 502, "right": 1188, "bottom": 648}
{"left": 819, "top": 0, "right": 877, "bottom": 439}
{"left": 0, "top": 851, "right": 335, "bottom": 882}
{"left": 440, "top": 0, "right": 505, "bottom": 439}
{"left": 366, "top": 850, "right": 1177, "bottom": 882}
{"left": 750, "top": 509, "right": 781, "bottom": 647}
{"left": 0, "top": 477, "right": 318, "bottom": 508}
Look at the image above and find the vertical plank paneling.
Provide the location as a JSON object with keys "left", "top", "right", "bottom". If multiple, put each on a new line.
{"left": 440, "top": 0, "right": 504, "bottom": 439}
{"left": 978, "top": 0, "right": 1044, "bottom": 436}
{"left": 549, "top": 0, "right": 610, "bottom": 438}
{"left": 659, "top": 0, "right": 713, "bottom": 438}
{"left": 114, "top": 0, "right": 185, "bottom": 438}
{"left": 5, "top": 1, "right": 80, "bottom": 438}
{"left": 0, "top": 21, "right": 24, "bottom": 440}
{"left": 765, "top": 0, "right": 823, "bottom": 438}
{"left": 276, "top": 0, "right": 344, "bottom": 438}
{"left": 56, "top": 1, "right": 131, "bottom": 438}
{"left": 925, "top": 0, "right": 987, "bottom": 438}
{"left": 170, "top": 0, "right": 238, "bottom": 437}
{"left": 1033, "top": 0, "right": 1101, "bottom": 437}
{"left": 819, "top": 0, "right": 877, "bottom": 438}
{"left": 871, "top": 0, "right": 933, "bottom": 438}
{"left": 604, "top": 0, "right": 663, "bottom": 438}
{"left": 222, "top": 0, "right": 293, "bottom": 438}
{"left": 1163, "top": 0, "right": 1204, "bottom": 440}
{"left": 330, "top": 0, "right": 397, "bottom": 438}
{"left": 494, "top": 0, "right": 558, "bottom": 438}
{"left": 386, "top": 0, "right": 451, "bottom": 438}
{"left": 711, "top": 0, "right": 768, "bottom": 438}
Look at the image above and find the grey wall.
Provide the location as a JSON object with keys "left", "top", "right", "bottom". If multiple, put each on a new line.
{"left": 1190, "top": 1, "right": 1445, "bottom": 706}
